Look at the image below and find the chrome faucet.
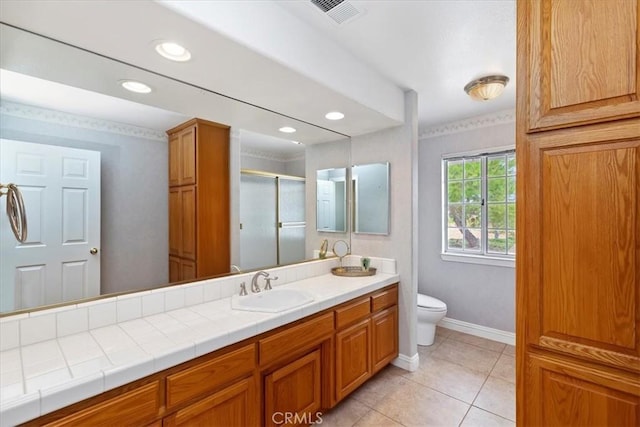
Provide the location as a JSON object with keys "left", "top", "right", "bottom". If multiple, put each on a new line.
{"left": 264, "top": 276, "right": 279, "bottom": 290}
{"left": 251, "top": 271, "right": 269, "bottom": 293}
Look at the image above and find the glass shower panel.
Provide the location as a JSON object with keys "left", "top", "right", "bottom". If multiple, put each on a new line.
{"left": 240, "top": 174, "right": 277, "bottom": 270}
{"left": 278, "top": 178, "right": 306, "bottom": 264}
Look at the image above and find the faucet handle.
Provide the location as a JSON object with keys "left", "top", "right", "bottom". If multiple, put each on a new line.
{"left": 264, "top": 276, "right": 279, "bottom": 290}
{"left": 239, "top": 282, "right": 247, "bottom": 296}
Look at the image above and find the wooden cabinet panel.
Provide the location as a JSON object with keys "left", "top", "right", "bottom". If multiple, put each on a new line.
{"left": 169, "top": 135, "right": 180, "bottom": 187}
{"left": 265, "top": 350, "right": 322, "bottom": 427}
{"left": 168, "top": 188, "right": 181, "bottom": 256}
{"left": 335, "top": 319, "right": 371, "bottom": 401}
{"left": 179, "top": 186, "right": 196, "bottom": 261}
{"left": 260, "top": 313, "right": 333, "bottom": 366}
{"left": 371, "top": 306, "right": 398, "bottom": 374}
{"left": 335, "top": 297, "right": 370, "bottom": 329}
{"left": 521, "top": 129, "right": 640, "bottom": 372}
{"left": 180, "top": 259, "right": 196, "bottom": 282}
{"left": 526, "top": 354, "right": 639, "bottom": 426}
{"left": 371, "top": 287, "right": 398, "bottom": 312}
{"left": 44, "top": 381, "right": 161, "bottom": 426}
{"left": 178, "top": 126, "right": 196, "bottom": 186}
{"left": 521, "top": 0, "right": 640, "bottom": 131}
{"left": 164, "top": 377, "right": 257, "bottom": 427}
{"left": 169, "top": 256, "right": 181, "bottom": 282}
{"left": 166, "top": 344, "right": 255, "bottom": 410}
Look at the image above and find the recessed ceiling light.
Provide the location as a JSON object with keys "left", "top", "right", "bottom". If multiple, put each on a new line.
{"left": 325, "top": 111, "right": 345, "bottom": 120}
{"left": 279, "top": 126, "right": 296, "bottom": 133}
{"left": 291, "top": 140, "right": 303, "bottom": 145}
{"left": 155, "top": 41, "right": 191, "bottom": 62}
{"left": 120, "top": 80, "right": 152, "bottom": 94}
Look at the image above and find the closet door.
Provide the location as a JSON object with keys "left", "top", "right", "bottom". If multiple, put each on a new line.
{"left": 239, "top": 174, "right": 277, "bottom": 270}
{"left": 278, "top": 178, "right": 306, "bottom": 265}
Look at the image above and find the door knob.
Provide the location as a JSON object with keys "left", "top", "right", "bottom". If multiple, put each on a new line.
{"left": 89, "top": 247, "right": 99, "bottom": 255}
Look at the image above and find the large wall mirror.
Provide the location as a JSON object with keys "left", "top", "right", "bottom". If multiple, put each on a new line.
{"left": 0, "top": 24, "right": 350, "bottom": 315}
{"left": 352, "top": 162, "right": 390, "bottom": 235}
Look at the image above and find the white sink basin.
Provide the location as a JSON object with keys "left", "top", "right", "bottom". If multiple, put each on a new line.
{"left": 231, "top": 288, "right": 314, "bottom": 313}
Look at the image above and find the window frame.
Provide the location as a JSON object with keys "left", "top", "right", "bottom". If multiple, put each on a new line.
{"left": 441, "top": 146, "right": 516, "bottom": 268}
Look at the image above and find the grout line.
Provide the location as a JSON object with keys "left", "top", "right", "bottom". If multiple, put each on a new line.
{"left": 470, "top": 405, "right": 516, "bottom": 424}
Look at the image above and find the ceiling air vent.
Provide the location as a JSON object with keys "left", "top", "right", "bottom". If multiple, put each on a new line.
{"left": 310, "top": 0, "right": 363, "bottom": 25}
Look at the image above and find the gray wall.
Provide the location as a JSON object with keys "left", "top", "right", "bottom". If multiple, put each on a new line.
{"left": 0, "top": 104, "right": 168, "bottom": 295}
{"left": 350, "top": 90, "right": 418, "bottom": 362}
{"left": 418, "top": 118, "right": 515, "bottom": 332}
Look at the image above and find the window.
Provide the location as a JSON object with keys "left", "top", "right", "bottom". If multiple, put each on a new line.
{"left": 444, "top": 150, "right": 516, "bottom": 259}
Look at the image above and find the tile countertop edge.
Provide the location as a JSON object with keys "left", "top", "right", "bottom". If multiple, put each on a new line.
{"left": 0, "top": 273, "right": 399, "bottom": 426}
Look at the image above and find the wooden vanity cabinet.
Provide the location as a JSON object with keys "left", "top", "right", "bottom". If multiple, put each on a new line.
{"left": 167, "top": 118, "right": 230, "bottom": 282}
{"left": 334, "top": 286, "right": 399, "bottom": 402}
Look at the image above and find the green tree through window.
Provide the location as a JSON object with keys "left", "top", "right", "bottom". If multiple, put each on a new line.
{"left": 444, "top": 151, "right": 515, "bottom": 257}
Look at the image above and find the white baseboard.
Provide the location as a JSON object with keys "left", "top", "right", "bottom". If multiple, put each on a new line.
{"left": 392, "top": 352, "right": 419, "bottom": 372}
{"left": 439, "top": 317, "right": 515, "bottom": 346}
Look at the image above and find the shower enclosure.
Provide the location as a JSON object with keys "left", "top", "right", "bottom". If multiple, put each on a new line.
{"left": 239, "top": 171, "right": 306, "bottom": 271}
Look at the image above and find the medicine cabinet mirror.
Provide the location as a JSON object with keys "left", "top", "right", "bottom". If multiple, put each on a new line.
{"left": 352, "top": 162, "right": 390, "bottom": 235}
{"left": 316, "top": 168, "right": 347, "bottom": 233}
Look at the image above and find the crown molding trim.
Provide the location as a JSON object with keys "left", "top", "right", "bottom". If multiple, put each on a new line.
{"left": 0, "top": 101, "right": 167, "bottom": 142}
{"left": 240, "top": 146, "right": 304, "bottom": 163}
{"left": 420, "top": 108, "right": 515, "bottom": 139}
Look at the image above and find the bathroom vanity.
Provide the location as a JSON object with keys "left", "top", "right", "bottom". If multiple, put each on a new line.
{"left": 0, "top": 258, "right": 399, "bottom": 426}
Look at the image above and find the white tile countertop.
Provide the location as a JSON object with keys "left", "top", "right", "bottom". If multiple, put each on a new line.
{"left": 0, "top": 256, "right": 398, "bottom": 426}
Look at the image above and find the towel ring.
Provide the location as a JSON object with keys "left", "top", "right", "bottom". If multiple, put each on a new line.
{"left": 1, "top": 183, "right": 28, "bottom": 243}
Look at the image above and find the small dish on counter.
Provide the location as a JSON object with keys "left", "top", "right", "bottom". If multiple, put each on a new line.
{"left": 331, "top": 266, "right": 377, "bottom": 277}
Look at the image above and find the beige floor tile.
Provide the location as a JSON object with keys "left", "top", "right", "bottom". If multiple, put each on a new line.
{"left": 436, "top": 326, "right": 453, "bottom": 338}
{"left": 417, "top": 338, "right": 443, "bottom": 358}
{"left": 319, "top": 397, "right": 370, "bottom": 427}
{"left": 349, "top": 365, "right": 411, "bottom": 408}
{"left": 503, "top": 344, "right": 515, "bottom": 356}
{"left": 447, "top": 331, "right": 506, "bottom": 353}
{"left": 353, "top": 410, "right": 403, "bottom": 427}
{"left": 431, "top": 339, "right": 501, "bottom": 375}
{"left": 403, "top": 356, "right": 487, "bottom": 403}
{"left": 373, "top": 380, "right": 470, "bottom": 427}
{"left": 474, "top": 376, "right": 516, "bottom": 421}
{"left": 490, "top": 354, "right": 515, "bottom": 384}
{"left": 461, "top": 407, "right": 515, "bottom": 427}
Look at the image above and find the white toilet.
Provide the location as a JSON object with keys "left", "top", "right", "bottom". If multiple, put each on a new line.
{"left": 417, "top": 293, "right": 447, "bottom": 346}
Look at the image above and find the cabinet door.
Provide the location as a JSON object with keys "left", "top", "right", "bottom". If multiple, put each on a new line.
{"left": 335, "top": 319, "right": 371, "bottom": 401}
{"left": 265, "top": 350, "right": 322, "bottom": 427}
{"left": 521, "top": 0, "right": 640, "bottom": 132}
{"left": 178, "top": 126, "right": 196, "bottom": 186}
{"left": 164, "top": 377, "right": 257, "bottom": 427}
{"left": 168, "top": 134, "right": 180, "bottom": 187}
{"left": 168, "top": 187, "right": 181, "bottom": 256}
{"left": 371, "top": 306, "right": 398, "bottom": 374}
{"left": 44, "top": 381, "right": 161, "bottom": 426}
{"left": 180, "top": 186, "right": 196, "bottom": 261}
{"left": 180, "top": 259, "right": 196, "bottom": 282}
{"left": 169, "top": 256, "right": 181, "bottom": 282}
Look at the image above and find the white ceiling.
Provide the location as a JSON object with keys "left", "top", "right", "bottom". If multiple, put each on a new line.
{"left": 0, "top": 0, "right": 516, "bottom": 137}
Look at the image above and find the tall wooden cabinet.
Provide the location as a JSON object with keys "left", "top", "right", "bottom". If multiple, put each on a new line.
{"left": 516, "top": 0, "right": 640, "bottom": 425}
{"left": 167, "top": 118, "right": 230, "bottom": 281}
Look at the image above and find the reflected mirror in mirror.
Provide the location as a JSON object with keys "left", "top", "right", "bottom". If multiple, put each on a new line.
{"left": 352, "top": 162, "right": 390, "bottom": 235}
{"left": 316, "top": 168, "right": 347, "bottom": 233}
{"left": 0, "top": 24, "right": 349, "bottom": 315}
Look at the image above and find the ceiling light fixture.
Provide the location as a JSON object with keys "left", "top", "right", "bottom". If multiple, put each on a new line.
{"left": 464, "top": 75, "right": 509, "bottom": 101}
{"left": 155, "top": 41, "right": 191, "bottom": 62}
{"left": 291, "top": 140, "right": 303, "bottom": 145}
{"left": 120, "top": 80, "right": 152, "bottom": 94}
{"left": 279, "top": 126, "right": 297, "bottom": 133}
{"left": 325, "top": 111, "right": 345, "bottom": 120}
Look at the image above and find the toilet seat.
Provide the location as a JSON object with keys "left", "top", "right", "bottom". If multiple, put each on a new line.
{"left": 417, "top": 294, "right": 447, "bottom": 311}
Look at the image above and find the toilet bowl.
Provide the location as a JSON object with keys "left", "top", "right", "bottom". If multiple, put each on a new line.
{"left": 417, "top": 294, "right": 447, "bottom": 346}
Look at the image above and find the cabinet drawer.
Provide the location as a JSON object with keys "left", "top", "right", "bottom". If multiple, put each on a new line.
{"left": 260, "top": 313, "right": 333, "bottom": 366}
{"left": 335, "top": 297, "right": 370, "bottom": 329}
{"left": 371, "top": 287, "right": 398, "bottom": 312}
{"left": 44, "top": 381, "right": 161, "bottom": 426}
{"left": 166, "top": 344, "right": 256, "bottom": 409}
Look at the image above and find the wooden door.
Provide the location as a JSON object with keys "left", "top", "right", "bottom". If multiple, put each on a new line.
{"left": 371, "top": 306, "right": 398, "bottom": 374}
{"left": 168, "top": 186, "right": 196, "bottom": 260}
{"left": 517, "top": 1, "right": 640, "bottom": 425}
{"left": 264, "top": 350, "right": 322, "bottom": 427}
{"left": 164, "top": 377, "right": 257, "bottom": 427}
{"left": 335, "top": 319, "right": 371, "bottom": 401}
{"left": 0, "top": 139, "right": 100, "bottom": 312}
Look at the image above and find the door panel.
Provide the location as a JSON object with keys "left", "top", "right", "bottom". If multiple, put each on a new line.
{"left": 524, "top": 0, "right": 640, "bottom": 131}
{"left": 0, "top": 139, "right": 100, "bottom": 312}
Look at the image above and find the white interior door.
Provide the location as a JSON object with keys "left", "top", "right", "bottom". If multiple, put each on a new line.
{"left": 0, "top": 139, "right": 100, "bottom": 312}
{"left": 316, "top": 180, "right": 336, "bottom": 231}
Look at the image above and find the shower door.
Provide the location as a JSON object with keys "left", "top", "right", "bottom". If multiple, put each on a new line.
{"left": 239, "top": 172, "right": 306, "bottom": 271}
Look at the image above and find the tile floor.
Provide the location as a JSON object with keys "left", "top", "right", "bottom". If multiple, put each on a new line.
{"left": 321, "top": 327, "right": 515, "bottom": 427}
